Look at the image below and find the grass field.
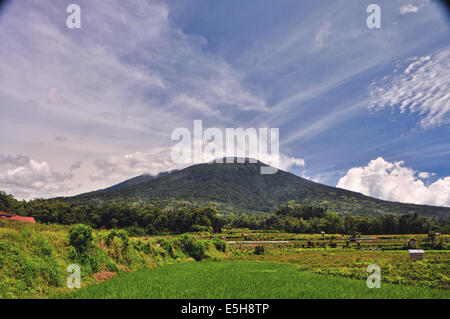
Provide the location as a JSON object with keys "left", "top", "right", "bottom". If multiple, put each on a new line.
{"left": 62, "top": 261, "right": 450, "bottom": 299}
{"left": 1, "top": 221, "right": 449, "bottom": 298}
{"left": 226, "top": 249, "right": 450, "bottom": 289}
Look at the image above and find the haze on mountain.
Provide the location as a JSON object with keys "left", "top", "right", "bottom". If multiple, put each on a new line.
{"left": 62, "top": 158, "right": 450, "bottom": 219}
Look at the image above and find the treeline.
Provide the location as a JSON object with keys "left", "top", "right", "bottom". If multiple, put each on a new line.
{"left": 1, "top": 191, "right": 449, "bottom": 235}
{"left": 29, "top": 200, "right": 225, "bottom": 235}
{"left": 0, "top": 191, "right": 225, "bottom": 235}
{"left": 0, "top": 191, "right": 24, "bottom": 213}
{"left": 227, "top": 203, "right": 450, "bottom": 235}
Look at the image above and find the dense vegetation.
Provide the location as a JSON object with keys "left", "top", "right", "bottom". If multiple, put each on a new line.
{"left": 0, "top": 220, "right": 223, "bottom": 298}
{"left": 1, "top": 219, "right": 448, "bottom": 298}
{"left": 228, "top": 202, "right": 450, "bottom": 235}
{"left": 0, "top": 191, "right": 225, "bottom": 235}
{"left": 59, "top": 160, "right": 450, "bottom": 219}
{"left": 63, "top": 262, "right": 450, "bottom": 299}
{"left": 1, "top": 191, "right": 449, "bottom": 235}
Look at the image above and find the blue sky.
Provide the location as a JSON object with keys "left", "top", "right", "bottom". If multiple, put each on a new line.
{"left": 0, "top": 0, "right": 449, "bottom": 207}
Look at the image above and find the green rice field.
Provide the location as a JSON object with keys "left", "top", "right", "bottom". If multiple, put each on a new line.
{"left": 62, "top": 261, "right": 450, "bottom": 299}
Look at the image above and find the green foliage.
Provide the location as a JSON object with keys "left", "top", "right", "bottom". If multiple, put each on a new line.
{"left": 0, "top": 220, "right": 219, "bottom": 298}
{"left": 68, "top": 225, "right": 111, "bottom": 275}
{"left": 254, "top": 245, "right": 265, "bottom": 255}
{"left": 178, "top": 234, "right": 206, "bottom": 261}
{"left": 213, "top": 238, "right": 227, "bottom": 252}
{"left": 3, "top": 185, "right": 449, "bottom": 236}
{"left": 125, "top": 225, "right": 147, "bottom": 237}
{"left": 69, "top": 224, "right": 94, "bottom": 254}
{"left": 33, "top": 234, "right": 54, "bottom": 257}
{"left": 106, "top": 229, "right": 129, "bottom": 247}
{"left": 190, "top": 224, "right": 212, "bottom": 232}
{"left": 0, "top": 191, "right": 25, "bottom": 213}
{"left": 18, "top": 197, "right": 225, "bottom": 235}
{"left": 68, "top": 247, "right": 98, "bottom": 274}
{"left": 0, "top": 224, "right": 64, "bottom": 298}
{"left": 13, "top": 191, "right": 449, "bottom": 236}
{"left": 227, "top": 207, "right": 449, "bottom": 235}
{"left": 103, "top": 229, "right": 131, "bottom": 263}
{"left": 157, "top": 238, "right": 176, "bottom": 259}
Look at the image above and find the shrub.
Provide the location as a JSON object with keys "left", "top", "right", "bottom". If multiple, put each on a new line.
{"left": 106, "top": 229, "right": 129, "bottom": 247}
{"left": 125, "top": 226, "right": 147, "bottom": 237}
{"left": 158, "top": 238, "right": 175, "bottom": 258}
{"left": 143, "top": 241, "right": 154, "bottom": 255}
{"left": 179, "top": 234, "right": 206, "bottom": 261}
{"left": 132, "top": 239, "right": 145, "bottom": 252}
{"left": 69, "top": 224, "right": 93, "bottom": 254}
{"left": 254, "top": 245, "right": 265, "bottom": 255}
{"left": 213, "top": 239, "right": 227, "bottom": 252}
{"left": 105, "top": 229, "right": 131, "bottom": 262}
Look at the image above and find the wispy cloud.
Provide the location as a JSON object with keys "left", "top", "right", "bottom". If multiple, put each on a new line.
{"left": 400, "top": 4, "right": 420, "bottom": 15}
{"left": 369, "top": 48, "right": 450, "bottom": 128}
{"left": 0, "top": 0, "right": 267, "bottom": 196}
{"left": 281, "top": 98, "right": 366, "bottom": 146}
{"left": 312, "top": 20, "right": 332, "bottom": 51}
{"left": 0, "top": 0, "right": 448, "bottom": 199}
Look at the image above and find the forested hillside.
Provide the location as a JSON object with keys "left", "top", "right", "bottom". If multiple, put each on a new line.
{"left": 62, "top": 160, "right": 450, "bottom": 219}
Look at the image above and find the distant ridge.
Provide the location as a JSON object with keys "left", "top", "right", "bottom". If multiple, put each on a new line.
{"left": 63, "top": 159, "right": 450, "bottom": 219}
{"left": 104, "top": 171, "right": 177, "bottom": 192}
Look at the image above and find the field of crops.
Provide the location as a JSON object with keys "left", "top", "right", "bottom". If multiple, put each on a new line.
{"left": 219, "top": 229, "right": 450, "bottom": 289}
{"left": 1, "top": 220, "right": 449, "bottom": 299}
{"left": 227, "top": 249, "right": 449, "bottom": 288}
{"left": 62, "top": 261, "right": 450, "bottom": 299}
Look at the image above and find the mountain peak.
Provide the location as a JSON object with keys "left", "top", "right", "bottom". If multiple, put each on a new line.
{"left": 209, "top": 157, "right": 265, "bottom": 165}
{"left": 67, "top": 160, "right": 450, "bottom": 218}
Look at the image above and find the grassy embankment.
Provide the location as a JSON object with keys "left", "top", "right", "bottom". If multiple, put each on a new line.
{"left": 0, "top": 220, "right": 223, "bottom": 299}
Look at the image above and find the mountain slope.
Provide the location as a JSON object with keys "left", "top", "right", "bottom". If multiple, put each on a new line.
{"left": 104, "top": 171, "right": 176, "bottom": 191}
{"left": 66, "top": 159, "right": 450, "bottom": 218}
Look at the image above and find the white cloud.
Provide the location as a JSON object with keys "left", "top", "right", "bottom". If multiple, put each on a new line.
{"left": 0, "top": 1, "right": 267, "bottom": 146}
{"left": 418, "top": 172, "right": 431, "bottom": 179}
{"left": 337, "top": 157, "right": 450, "bottom": 207}
{"left": 90, "top": 144, "right": 305, "bottom": 185}
{"left": 277, "top": 155, "right": 306, "bottom": 171}
{"left": 90, "top": 148, "right": 185, "bottom": 184}
{"left": 0, "top": 154, "right": 74, "bottom": 200}
{"left": 400, "top": 4, "right": 420, "bottom": 15}
{"left": 369, "top": 48, "right": 450, "bottom": 128}
{"left": 0, "top": 1, "right": 268, "bottom": 198}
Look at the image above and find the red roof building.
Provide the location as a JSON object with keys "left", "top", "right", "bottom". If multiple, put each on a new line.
{"left": 0, "top": 211, "right": 36, "bottom": 223}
